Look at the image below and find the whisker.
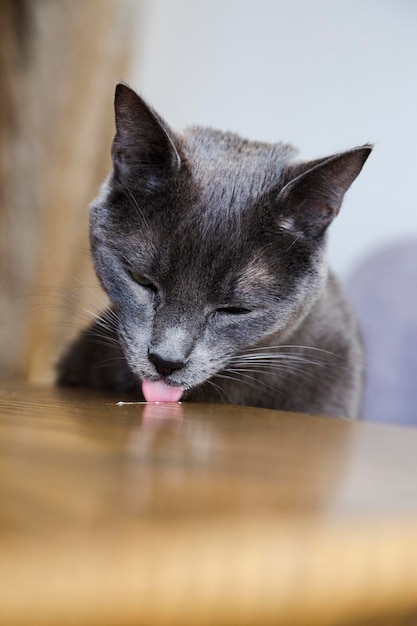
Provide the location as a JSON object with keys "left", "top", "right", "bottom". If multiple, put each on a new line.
{"left": 84, "top": 340, "right": 120, "bottom": 350}
{"left": 84, "top": 333, "right": 120, "bottom": 347}
{"left": 205, "top": 379, "right": 231, "bottom": 403}
{"left": 93, "top": 356, "right": 127, "bottom": 370}
{"left": 58, "top": 292, "right": 119, "bottom": 329}
{"left": 231, "top": 355, "right": 343, "bottom": 374}
{"left": 217, "top": 371, "right": 277, "bottom": 395}
{"left": 283, "top": 232, "right": 302, "bottom": 253}
{"left": 38, "top": 315, "right": 118, "bottom": 343}
{"left": 236, "top": 352, "right": 343, "bottom": 376}
{"left": 227, "top": 364, "right": 329, "bottom": 385}
{"left": 121, "top": 180, "right": 151, "bottom": 230}
{"left": 69, "top": 276, "right": 112, "bottom": 311}
{"left": 36, "top": 288, "right": 120, "bottom": 334}
{"left": 239, "top": 344, "right": 340, "bottom": 358}
{"left": 92, "top": 315, "right": 119, "bottom": 334}
{"left": 232, "top": 354, "right": 333, "bottom": 364}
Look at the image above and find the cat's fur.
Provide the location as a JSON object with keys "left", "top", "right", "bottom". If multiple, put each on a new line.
{"left": 57, "top": 83, "right": 372, "bottom": 418}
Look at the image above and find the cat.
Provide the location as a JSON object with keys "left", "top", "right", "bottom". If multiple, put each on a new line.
{"left": 56, "top": 82, "right": 372, "bottom": 418}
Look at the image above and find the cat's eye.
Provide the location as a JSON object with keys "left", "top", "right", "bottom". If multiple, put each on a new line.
{"left": 129, "top": 271, "right": 156, "bottom": 290}
{"left": 216, "top": 306, "right": 251, "bottom": 315}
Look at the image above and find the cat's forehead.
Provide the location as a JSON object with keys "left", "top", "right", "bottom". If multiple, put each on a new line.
{"left": 182, "top": 127, "right": 297, "bottom": 208}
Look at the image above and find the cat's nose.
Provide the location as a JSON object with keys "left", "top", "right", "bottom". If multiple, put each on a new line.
{"left": 148, "top": 351, "right": 185, "bottom": 377}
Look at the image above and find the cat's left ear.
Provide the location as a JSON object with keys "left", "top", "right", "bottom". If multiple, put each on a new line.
{"left": 277, "top": 145, "right": 372, "bottom": 239}
{"left": 111, "top": 83, "right": 181, "bottom": 191}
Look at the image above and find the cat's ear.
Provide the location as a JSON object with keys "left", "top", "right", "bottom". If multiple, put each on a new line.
{"left": 111, "top": 83, "right": 181, "bottom": 191}
{"left": 277, "top": 145, "right": 372, "bottom": 239}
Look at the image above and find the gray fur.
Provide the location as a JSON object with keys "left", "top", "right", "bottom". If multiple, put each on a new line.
{"left": 57, "top": 83, "right": 372, "bottom": 418}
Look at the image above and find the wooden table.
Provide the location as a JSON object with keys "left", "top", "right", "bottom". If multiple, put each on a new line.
{"left": 1, "top": 384, "right": 417, "bottom": 625}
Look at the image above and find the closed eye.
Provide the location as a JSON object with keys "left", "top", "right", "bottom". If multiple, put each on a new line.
{"left": 216, "top": 306, "right": 252, "bottom": 315}
{"left": 129, "top": 271, "right": 157, "bottom": 291}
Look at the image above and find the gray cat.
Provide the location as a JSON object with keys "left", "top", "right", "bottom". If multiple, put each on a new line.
{"left": 57, "top": 83, "right": 372, "bottom": 418}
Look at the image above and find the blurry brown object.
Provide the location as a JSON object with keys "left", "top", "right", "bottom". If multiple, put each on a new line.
{"left": 0, "top": 0, "right": 137, "bottom": 383}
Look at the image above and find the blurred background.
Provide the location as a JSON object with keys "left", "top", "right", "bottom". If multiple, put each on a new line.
{"left": 1, "top": 0, "right": 416, "bottom": 421}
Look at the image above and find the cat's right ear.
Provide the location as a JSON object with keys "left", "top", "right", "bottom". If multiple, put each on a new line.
{"left": 111, "top": 83, "right": 181, "bottom": 191}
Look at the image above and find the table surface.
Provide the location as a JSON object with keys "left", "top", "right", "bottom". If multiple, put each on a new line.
{"left": 1, "top": 383, "right": 417, "bottom": 625}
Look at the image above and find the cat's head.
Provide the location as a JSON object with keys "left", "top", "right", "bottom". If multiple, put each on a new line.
{"left": 89, "top": 83, "right": 371, "bottom": 399}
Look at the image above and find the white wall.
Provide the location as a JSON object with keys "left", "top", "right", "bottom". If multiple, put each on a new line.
{"left": 129, "top": 0, "right": 417, "bottom": 277}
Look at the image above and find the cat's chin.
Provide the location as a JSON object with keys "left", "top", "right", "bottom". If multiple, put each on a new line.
{"left": 141, "top": 379, "right": 184, "bottom": 403}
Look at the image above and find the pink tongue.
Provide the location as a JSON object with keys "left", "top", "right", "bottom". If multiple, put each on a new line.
{"left": 141, "top": 380, "right": 184, "bottom": 403}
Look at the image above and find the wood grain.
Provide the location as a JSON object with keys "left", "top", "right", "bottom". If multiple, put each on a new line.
{"left": 1, "top": 384, "right": 417, "bottom": 625}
